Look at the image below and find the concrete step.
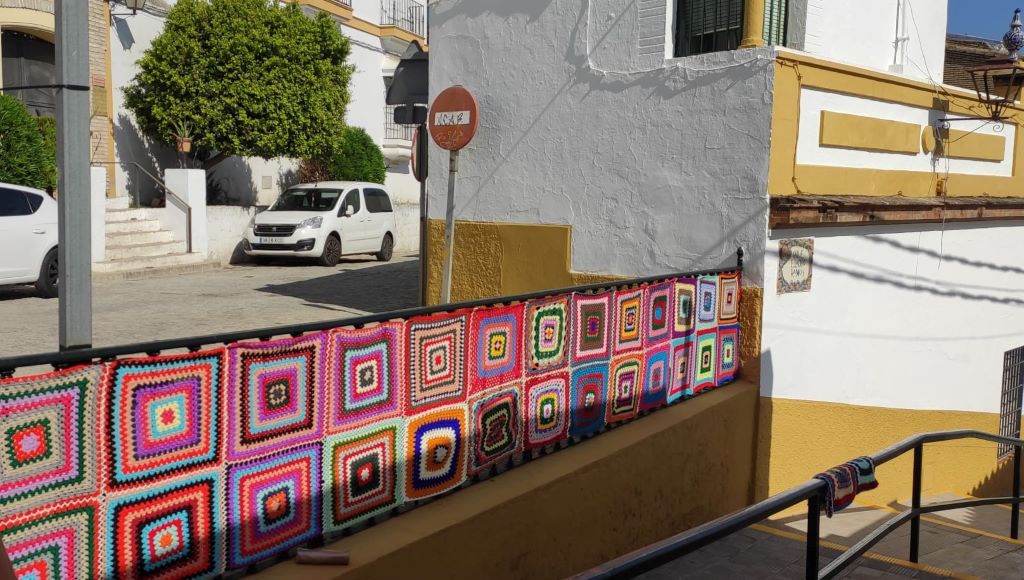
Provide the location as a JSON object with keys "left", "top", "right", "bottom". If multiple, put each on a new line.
{"left": 105, "top": 229, "right": 176, "bottom": 246}
{"left": 105, "top": 207, "right": 163, "bottom": 224}
{"left": 105, "top": 240, "right": 186, "bottom": 260}
{"left": 105, "top": 196, "right": 131, "bottom": 211}
{"left": 93, "top": 253, "right": 220, "bottom": 280}
{"left": 105, "top": 218, "right": 163, "bottom": 234}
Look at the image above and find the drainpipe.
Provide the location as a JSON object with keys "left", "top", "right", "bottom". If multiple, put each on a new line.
{"left": 740, "top": 0, "right": 767, "bottom": 48}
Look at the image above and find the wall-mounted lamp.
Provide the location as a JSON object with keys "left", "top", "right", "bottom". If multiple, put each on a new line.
{"left": 108, "top": 0, "right": 149, "bottom": 17}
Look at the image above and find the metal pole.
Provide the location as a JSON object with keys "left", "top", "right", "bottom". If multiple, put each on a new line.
{"left": 418, "top": 123, "right": 429, "bottom": 306}
{"left": 909, "top": 444, "right": 923, "bottom": 562}
{"left": 440, "top": 150, "right": 458, "bottom": 303}
{"left": 806, "top": 492, "right": 821, "bottom": 580}
{"left": 1012, "top": 445, "right": 1021, "bottom": 540}
{"left": 56, "top": 0, "right": 92, "bottom": 350}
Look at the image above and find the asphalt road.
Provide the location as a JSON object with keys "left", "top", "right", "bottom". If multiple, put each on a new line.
{"left": 0, "top": 254, "right": 420, "bottom": 358}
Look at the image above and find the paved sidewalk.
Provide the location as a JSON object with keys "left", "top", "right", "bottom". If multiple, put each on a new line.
{"left": 0, "top": 254, "right": 419, "bottom": 358}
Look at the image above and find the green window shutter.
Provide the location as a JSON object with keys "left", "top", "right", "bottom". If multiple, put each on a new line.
{"left": 763, "top": 0, "right": 788, "bottom": 46}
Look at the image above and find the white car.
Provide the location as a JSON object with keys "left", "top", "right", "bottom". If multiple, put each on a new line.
{"left": 0, "top": 183, "right": 58, "bottom": 298}
{"left": 243, "top": 181, "right": 397, "bottom": 266}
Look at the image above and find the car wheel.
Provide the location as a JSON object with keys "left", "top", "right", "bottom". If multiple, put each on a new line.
{"left": 376, "top": 234, "right": 394, "bottom": 262}
{"left": 318, "top": 235, "right": 341, "bottom": 267}
{"left": 35, "top": 248, "right": 58, "bottom": 299}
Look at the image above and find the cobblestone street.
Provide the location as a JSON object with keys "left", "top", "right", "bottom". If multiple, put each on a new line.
{"left": 0, "top": 254, "right": 419, "bottom": 357}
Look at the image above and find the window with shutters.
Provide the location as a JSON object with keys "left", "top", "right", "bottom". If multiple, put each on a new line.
{"left": 763, "top": 0, "right": 788, "bottom": 47}
{"left": 673, "top": 0, "right": 745, "bottom": 57}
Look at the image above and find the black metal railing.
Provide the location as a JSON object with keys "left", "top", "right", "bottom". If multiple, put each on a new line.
{"left": 381, "top": 0, "right": 425, "bottom": 37}
{"left": 385, "top": 104, "right": 415, "bottom": 141}
{"left": 335, "top": 0, "right": 352, "bottom": 6}
{"left": 573, "top": 429, "right": 1024, "bottom": 580}
{"left": 0, "top": 251, "right": 743, "bottom": 375}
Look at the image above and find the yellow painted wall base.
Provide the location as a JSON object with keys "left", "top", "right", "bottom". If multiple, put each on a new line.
{"left": 425, "top": 219, "right": 623, "bottom": 305}
{"left": 258, "top": 382, "right": 759, "bottom": 580}
{"left": 757, "top": 397, "right": 1021, "bottom": 506}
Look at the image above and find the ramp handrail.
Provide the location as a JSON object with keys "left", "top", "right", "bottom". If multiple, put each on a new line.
{"left": 92, "top": 161, "right": 193, "bottom": 253}
{"left": 572, "top": 429, "right": 1024, "bottom": 580}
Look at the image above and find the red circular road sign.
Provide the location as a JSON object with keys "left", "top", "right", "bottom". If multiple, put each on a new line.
{"left": 428, "top": 86, "right": 479, "bottom": 151}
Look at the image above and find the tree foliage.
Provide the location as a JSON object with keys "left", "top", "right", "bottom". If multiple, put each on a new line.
{"left": 328, "top": 127, "right": 387, "bottom": 184}
{"left": 35, "top": 116, "right": 57, "bottom": 191}
{"left": 124, "top": 0, "right": 353, "bottom": 167}
{"left": 0, "top": 95, "right": 49, "bottom": 189}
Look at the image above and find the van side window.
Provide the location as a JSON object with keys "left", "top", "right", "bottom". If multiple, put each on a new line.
{"left": 340, "top": 189, "right": 361, "bottom": 216}
{"left": 365, "top": 189, "right": 393, "bottom": 213}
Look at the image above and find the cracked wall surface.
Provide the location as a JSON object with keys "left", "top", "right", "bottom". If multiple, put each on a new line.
{"left": 427, "top": 0, "right": 773, "bottom": 286}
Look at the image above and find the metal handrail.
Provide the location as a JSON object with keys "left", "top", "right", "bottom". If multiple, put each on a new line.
{"left": 573, "top": 429, "right": 1024, "bottom": 580}
{"left": 91, "top": 161, "right": 193, "bottom": 254}
{"left": 0, "top": 251, "right": 743, "bottom": 374}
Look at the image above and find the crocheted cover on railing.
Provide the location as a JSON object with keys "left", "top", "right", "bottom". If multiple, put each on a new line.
{"left": 0, "top": 272, "right": 740, "bottom": 578}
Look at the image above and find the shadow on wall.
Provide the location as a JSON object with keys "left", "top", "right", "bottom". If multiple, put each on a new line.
{"left": 113, "top": 113, "right": 178, "bottom": 206}
{"left": 207, "top": 158, "right": 257, "bottom": 206}
{"left": 429, "top": 0, "right": 552, "bottom": 26}
{"left": 112, "top": 15, "right": 135, "bottom": 50}
{"left": 754, "top": 349, "right": 774, "bottom": 501}
{"left": 256, "top": 259, "right": 420, "bottom": 312}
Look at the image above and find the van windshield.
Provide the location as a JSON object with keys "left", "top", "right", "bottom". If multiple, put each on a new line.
{"left": 269, "top": 189, "right": 342, "bottom": 212}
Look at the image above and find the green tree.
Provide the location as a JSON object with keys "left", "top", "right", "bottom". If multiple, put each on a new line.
{"left": 35, "top": 116, "right": 57, "bottom": 191}
{"left": 0, "top": 95, "right": 49, "bottom": 189}
{"left": 328, "top": 127, "right": 387, "bottom": 184}
{"left": 124, "top": 0, "right": 353, "bottom": 169}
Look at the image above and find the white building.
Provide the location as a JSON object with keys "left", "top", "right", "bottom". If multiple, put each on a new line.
{"left": 426, "top": 0, "right": 1024, "bottom": 505}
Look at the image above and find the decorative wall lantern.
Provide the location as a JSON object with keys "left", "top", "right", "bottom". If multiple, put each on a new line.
{"left": 108, "top": 0, "right": 148, "bottom": 17}
{"left": 964, "top": 9, "right": 1024, "bottom": 122}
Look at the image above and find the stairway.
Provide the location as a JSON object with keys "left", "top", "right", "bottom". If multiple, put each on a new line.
{"left": 94, "top": 196, "right": 218, "bottom": 280}
{"left": 637, "top": 495, "right": 1023, "bottom": 579}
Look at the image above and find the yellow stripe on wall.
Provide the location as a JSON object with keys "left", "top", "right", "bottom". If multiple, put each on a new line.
{"left": 819, "top": 111, "right": 921, "bottom": 154}
{"left": 945, "top": 129, "right": 1006, "bottom": 162}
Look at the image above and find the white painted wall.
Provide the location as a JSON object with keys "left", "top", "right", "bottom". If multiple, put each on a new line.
{"left": 797, "top": 88, "right": 1016, "bottom": 178}
{"left": 206, "top": 206, "right": 257, "bottom": 265}
{"left": 427, "top": 0, "right": 773, "bottom": 285}
{"left": 802, "top": 0, "right": 946, "bottom": 82}
{"left": 762, "top": 222, "right": 1024, "bottom": 414}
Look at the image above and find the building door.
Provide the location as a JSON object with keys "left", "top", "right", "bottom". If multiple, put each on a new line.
{"left": 1, "top": 30, "right": 56, "bottom": 117}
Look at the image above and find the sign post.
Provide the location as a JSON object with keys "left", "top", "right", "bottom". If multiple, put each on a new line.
{"left": 428, "top": 86, "right": 479, "bottom": 303}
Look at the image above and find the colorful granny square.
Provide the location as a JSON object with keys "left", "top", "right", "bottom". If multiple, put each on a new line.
{"left": 227, "top": 444, "right": 321, "bottom": 569}
{"left": 640, "top": 345, "right": 671, "bottom": 412}
{"left": 526, "top": 297, "right": 570, "bottom": 373}
{"left": 226, "top": 333, "right": 326, "bottom": 462}
{"left": 644, "top": 283, "right": 673, "bottom": 347}
{"left": 407, "top": 313, "right": 468, "bottom": 411}
{"left": 405, "top": 405, "right": 467, "bottom": 500}
{"left": 673, "top": 278, "right": 697, "bottom": 338}
{"left": 324, "top": 420, "right": 403, "bottom": 532}
{"left": 607, "top": 356, "right": 643, "bottom": 423}
{"left": 0, "top": 500, "right": 98, "bottom": 580}
{"left": 0, "top": 365, "right": 100, "bottom": 513}
{"left": 717, "top": 324, "right": 740, "bottom": 384}
{"left": 693, "top": 329, "right": 718, "bottom": 393}
{"left": 718, "top": 273, "right": 741, "bottom": 324}
{"left": 613, "top": 289, "right": 644, "bottom": 354}
{"left": 572, "top": 292, "right": 612, "bottom": 365}
{"left": 523, "top": 373, "right": 569, "bottom": 450}
{"left": 468, "top": 385, "right": 521, "bottom": 474}
{"left": 328, "top": 323, "right": 404, "bottom": 433}
{"left": 466, "top": 305, "right": 524, "bottom": 395}
{"left": 696, "top": 276, "right": 718, "bottom": 329}
{"left": 668, "top": 337, "right": 695, "bottom": 403}
{"left": 569, "top": 364, "right": 608, "bottom": 438}
{"left": 106, "top": 350, "right": 223, "bottom": 488}
{"left": 106, "top": 473, "right": 223, "bottom": 579}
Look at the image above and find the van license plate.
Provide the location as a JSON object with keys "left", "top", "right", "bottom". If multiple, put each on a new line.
{"left": 259, "top": 237, "right": 286, "bottom": 244}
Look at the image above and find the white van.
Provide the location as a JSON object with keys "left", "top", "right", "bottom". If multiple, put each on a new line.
{"left": 243, "top": 182, "right": 397, "bottom": 266}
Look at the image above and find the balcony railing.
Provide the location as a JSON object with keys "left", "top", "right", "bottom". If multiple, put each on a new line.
{"left": 384, "top": 104, "right": 415, "bottom": 141}
{"left": 334, "top": 0, "right": 352, "bottom": 6}
{"left": 381, "top": 0, "right": 425, "bottom": 37}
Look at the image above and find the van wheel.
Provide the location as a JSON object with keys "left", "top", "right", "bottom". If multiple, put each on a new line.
{"left": 35, "top": 248, "right": 58, "bottom": 298}
{"left": 318, "top": 235, "right": 341, "bottom": 267}
{"left": 376, "top": 234, "right": 394, "bottom": 262}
